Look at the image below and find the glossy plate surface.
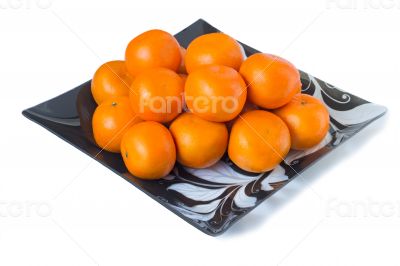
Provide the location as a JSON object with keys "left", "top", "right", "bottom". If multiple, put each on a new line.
{"left": 22, "top": 19, "right": 387, "bottom": 236}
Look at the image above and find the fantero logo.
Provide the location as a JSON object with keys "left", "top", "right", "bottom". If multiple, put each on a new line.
{"left": 0, "top": 201, "right": 52, "bottom": 218}
{"left": 138, "top": 94, "right": 240, "bottom": 115}
{"left": 326, "top": 197, "right": 400, "bottom": 218}
{"left": 326, "top": 0, "right": 400, "bottom": 9}
{"left": 0, "top": 0, "right": 53, "bottom": 9}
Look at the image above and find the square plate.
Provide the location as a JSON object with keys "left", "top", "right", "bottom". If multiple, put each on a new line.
{"left": 22, "top": 19, "right": 387, "bottom": 236}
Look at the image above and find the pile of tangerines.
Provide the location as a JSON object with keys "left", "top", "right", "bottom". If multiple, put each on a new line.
{"left": 90, "top": 29, "right": 330, "bottom": 180}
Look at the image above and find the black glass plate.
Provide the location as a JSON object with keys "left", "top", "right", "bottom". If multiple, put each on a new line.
{"left": 22, "top": 19, "right": 387, "bottom": 236}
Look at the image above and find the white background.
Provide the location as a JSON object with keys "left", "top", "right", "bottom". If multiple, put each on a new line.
{"left": 1, "top": 0, "right": 400, "bottom": 265}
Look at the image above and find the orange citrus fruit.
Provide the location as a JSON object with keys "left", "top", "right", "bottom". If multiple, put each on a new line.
{"left": 273, "top": 94, "right": 330, "bottom": 150}
{"left": 185, "top": 65, "right": 247, "bottom": 122}
{"left": 125, "top": 29, "right": 181, "bottom": 77}
{"left": 169, "top": 113, "right": 228, "bottom": 168}
{"left": 129, "top": 68, "right": 184, "bottom": 123}
{"left": 91, "top": 60, "right": 133, "bottom": 105}
{"left": 92, "top": 97, "right": 141, "bottom": 153}
{"left": 228, "top": 110, "right": 291, "bottom": 173}
{"left": 120, "top": 121, "right": 176, "bottom": 179}
{"left": 185, "top": 33, "right": 244, "bottom": 73}
{"left": 239, "top": 53, "right": 301, "bottom": 109}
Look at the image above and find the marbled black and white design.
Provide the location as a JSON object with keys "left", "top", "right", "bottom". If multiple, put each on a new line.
{"left": 23, "top": 19, "right": 387, "bottom": 236}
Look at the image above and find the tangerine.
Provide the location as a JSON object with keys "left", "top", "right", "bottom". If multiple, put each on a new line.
{"left": 239, "top": 53, "right": 301, "bottom": 109}
{"left": 185, "top": 65, "right": 247, "bottom": 122}
{"left": 129, "top": 68, "right": 184, "bottom": 123}
{"left": 91, "top": 60, "right": 133, "bottom": 105}
{"left": 228, "top": 110, "right": 291, "bottom": 173}
{"left": 92, "top": 97, "right": 141, "bottom": 153}
{"left": 125, "top": 29, "right": 181, "bottom": 76}
{"left": 120, "top": 121, "right": 176, "bottom": 179}
{"left": 169, "top": 113, "right": 228, "bottom": 168}
{"left": 273, "top": 94, "right": 330, "bottom": 150}
{"left": 185, "top": 33, "right": 244, "bottom": 73}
